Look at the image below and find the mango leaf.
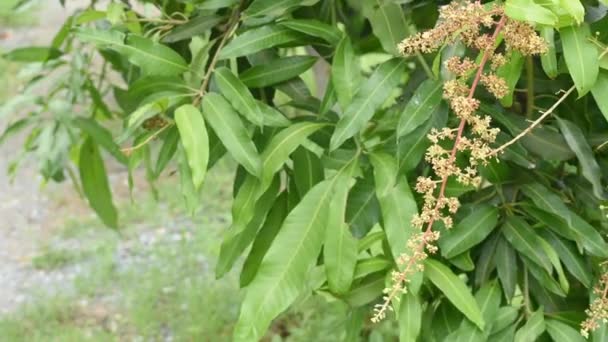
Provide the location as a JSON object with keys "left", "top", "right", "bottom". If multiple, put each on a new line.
{"left": 155, "top": 126, "right": 179, "bottom": 176}
{"left": 353, "top": 257, "right": 391, "bottom": 279}
{"left": 540, "top": 27, "right": 558, "bottom": 79}
{"left": 233, "top": 176, "right": 339, "bottom": 341}
{"left": 397, "top": 79, "right": 443, "bottom": 137}
{"left": 495, "top": 237, "right": 518, "bottom": 302}
{"left": 556, "top": 117, "right": 605, "bottom": 199}
{"left": 346, "top": 177, "right": 381, "bottom": 238}
{"left": 292, "top": 146, "right": 324, "bottom": 197}
{"left": 591, "top": 71, "right": 608, "bottom": 124}
{"left": 79, "top": 138, "right": 118, "bottom": 229}
{"left": 561, "top": 24, "right": 599, "bottom": 97}
{"left": 202, "top": 93, "right": 262, "bottom": 177}
{"left": 497, "top": 51, "right": 524, "bottom": 107}
{"left": 255, "top": 100, "right": 290, "bottom": 127}
{"left": 525, "top": 258, "right": 566, "bottom": 297}
{"left": 399, "top": 293, "right": 422, "bottom": 342}
{"left": 505, "top": 0, "right": 557, "bottom": 25}
{"left": 75, "top": 28, "right": 188, "bottom": 76}
{"left": 177, "top": 146, "right": 199, "bottom": 216}
{"left": 3, "top": 46, "right": 62, "bottom": 62}
{"left": 73, "top": 118, "right": 128, "bottom": 165}
{"left": 332, "top": 36, "right": 361, "bottom": 111}
{"left": 514, "top": 308, "right": 546, "bottom": 342}
{"left": 546, "top": 319, "right": 585, "bottom": 342}
{"left": 539, "top": 229, "right": 592, "bottom": 288}
{"left": 492, "top": 325, "right": 517, "bottom": 342}
{"left": 197, "top": 0, "right": 238, "bottom": 10}
{"left": 346, "top": 274, "right": 385, "bottom": 307}
{"left": 501, "top": 216, "right": 552, "bottom": 273}
{"left": 242, "top": 0, "right": 319, "bottom": 25}
{"left": 424, "top": 259, "right": 485, "bottom": 330}
{"left": 278, "top": 19, "right": 341, "bottom": 45}
{"left": 538, "top": 236, "right": 569, "bottom": 294}
{"left": 214, "top": 67, "right": 264, "bottom": 127}
{"left": 219, "top": 25, "right": 306, "bottom": 59}
{"left": 162, "top": 15, "right": 223, "bottom": 43}
{"left": 449, "top": 251, "right": 475, "bottom": 272}
{"left": 240, "top": 192, "right": 288, "bottom": 287}
{"left": 330, "top": 58, "right": 406, "bottom": 150}
{"left": 491, "top": 307, "right": 520, "bottom": 334}
{"left": 366, "top": 2, "right": 409, "bottom": 55}
{"left": 239, "top": 56, "right": 317, "bottom": 88}
{"left": 558, "top": 0, "right": 585, "bottom": 25}
{"left": 439, "top": 204, "right": 498, "bottom": 258}
{"left": 174, "top": 104, "right": 209, "bottom": 190}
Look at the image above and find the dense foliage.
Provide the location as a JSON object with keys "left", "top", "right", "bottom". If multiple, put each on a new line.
{"left": 3, "top": 0, "right": 608, "bottom": 340}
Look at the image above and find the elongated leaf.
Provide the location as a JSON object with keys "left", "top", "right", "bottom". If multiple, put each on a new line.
{"left": 255, "top": 100, "right": 290, "bottom": 127}
{"left": 214, "top": 67, "right": 264, "bottom": 126}
{"left": 505, "top": 0, "right": 557, "bottom": 25}
{"left": 497, "top": 51, "right": 524, "bottom": 107}
{"left": 539, "top": 229, "right": 592, "bottom": 288}
{"left": 346, "top": 177, "right": 381, "bottom": 238}
{"left": 239, "top": 56, "right": 317, "bottom": 88}
{"left": 155, "top": 126, "right": 179, "bottom": 176}
{"left": 332, "top": 36, "right": 361, "bottom": 111}
{"left": 399, "top": 293, "right": 422, "bottom": 342}
{"left": 366, "top": 2, "right": 409, "bottom": 55}
{"left": 514, "top": 308, "right": 545, "bottom": 342}
{"left": 177, "top": 146, "right": 199, "bottom": 215}
{"left": 3, "top": 46, "right": 62, "bottom": 62}
{"left": 491, "top": 307, "right": 520, "bottom": 334}
{"left": 292, "top": 146, "right": 324, "bottom": 197}
{"left": 561, "top": 24, "right": 599, "bottom": 97}
{"left": 495, "top": 237, "right": 518, "bottom": 302}
{"left": 243, "top": 0, "right": 319, "bottom": 25}
{"left": 220, "top": 25, "right": 306, "bottom": 59}
{"left": 202, "top": 93, "right": 261, "bottom": 177}
{"left": 540, "top": 27, "right": 558, "bottom": 78}
{"left": 502, "top": 216, "right": 552, "bottom": 273}
{"left": 424, "top": 259, "right": 485, "bottom": 330}
{"left": 233, "top": 179, "right": 335, "bottom": 341}
{"left": 79, "top": 138, "right": 118, "bottom": 229}
{"left": 331, "top": 58, "right": 406, "bottom": 150}
{"left": 75, "top": 28, "right": 188, "bottom": 76}
{"left": 592, "top": 71, "right": 608, "bottom": 123}
{"left": 175, "top": 104, "right": 209, "bottom": 189}
{"left": 73, "top": 118, "right": 128, "bottom": 165}
{"left": 538, "top": 236, "right": 569, "bottom": 294}
{"left": 397, "top": 79, "right": 443, "bottom": 137}
{"left": 279, "top": 19, "right": 341, "bottom": 45}
{"left": 546, "top": 319, "right": 585, "bottom": 342}
{"left": 556, "top": 117, "right": 605, "bottom": 199}
{"left": 439, "top": 204, "right": 498, "bottom": 258}
{"left": 162, "top": 15, "right": 223, "bottom": 43}
{"left": 353, "top": 257, "right": 390, "bottom": 279}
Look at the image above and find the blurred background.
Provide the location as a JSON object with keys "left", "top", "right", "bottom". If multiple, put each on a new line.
{"left": 0, "top": 1, "right": 399, "bottom": 340}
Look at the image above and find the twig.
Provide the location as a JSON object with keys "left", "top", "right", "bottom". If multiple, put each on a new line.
{"left": 491, "top": 85, "right": 575, "bottom": 155}
{"left": 121, "top": 124, "right": 172, "bottom": 155}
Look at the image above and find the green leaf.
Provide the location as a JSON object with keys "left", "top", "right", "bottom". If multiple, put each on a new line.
{"left": 197, "top": 0, "right": 238, "bottom": 10}
{"left": 558, "top": 0, "right": 585, "bottom": 25}
{"left": 497, "top": 51, "right": 524, "bottom": 107}
{"left": 561, "top": 24, "right": 599, "bottom": 97}
{"left": 332, "top": 36, "right": 361, "bottom": 111}
{"left": 501, "top": 216, "right": 552, "bottom": 273}
{"left": 75, "top": 28, "right": 188, "bottom": 76}
{"left": 449, "top": 251, "right": 475, "bottom": 272}
{"left": 233, "top": 179, "right": 335, "bottom": 341}
{"left": 514, "top": 308, "right": 546, "bottom": 342}
{"left": 397, "top": 79, "right": 443, "bottom": 137}
{"left": 346, "top": 178, "right": 381, "bottom": 238}
{"left": 214, "top": 67, "right": 264, "bottom": 127}
{"left": 556, "top": 117, "right": 605, "bottom": 199}
{"left": 255, "top": 100, "right": 290, "bottom": 127}
{"left": 591, "top": 71, "right": 608, "bottom": 124}
{"left": 540, "top": 27, "right": 558, "bottom": 79}
{"left": 79, "top": 138, "right": 118, "bottom": 229}
{"left": 239, "top": 56, "right": 317, "bottom": 88}
{"left": 491, "top": 307, "right": 520, "bottom": 334}
{"left": 162, "top": 15, "right": 223, "bottom": 43}
{"left": 495, "top": 237, "right": 518, "bottom": 302}
{"left": 346, "top": 274, "right": 385, "bottom": 307}
{"left": 73, "top": 118, "right": 128, "bottom": 165}
{"left": 538, "top": 236, "right": 569, "bottom": 294}
{"left": 292, "top": 146, "right": 324, "bottom": 197}
{"left": 424, "top": 259, "right": 485, "bottom": 330}
{"left": 202, "top": 93, "right": 261, "bottom": 177}
{"left": 366, "top": 2, "right": 409, "bottom": 55}
{"left": 242, "top": 0, "right": 319, "bottom": 25}
{"left": 240, "top": 192, "right": 288, "bottom": 287}
{"left": 353, "top": 257, "right": 390, "bottom": 279}
{"left": 3, "top": 46, "right": 62, "bottom": 62}
{"left": 330, "top": 58, "right": 406, "bottom": 150}
{"left": 539, "top": 229, "right": 592, "bottom": 288}
{"left": 505, "top": 0, "right": 557, "bottom": 25}
{"left": 399, "top": 293, "right": 422, "bottom": 342}
{"left": 546, "top": 319, "right": 585, "bottom": 342}
{"left": 177, "top": 146, "right": 199, "bottom": 216}
{"left": 439, "top": 204, "right": 498, "bottom": 258}
{"left": 155, "top": 126, "right": 179, "bottom": 176}
{"left": 278, "top": 19, "right": 341, "bottom": 45}
{"left": 491, "top": 325, "right": 517, "bottom": 342}
{"left": 174, "top": 104, "right": 209, "bottom": 190}
{"left": 219, "top": 25, "right": 306, "bottom": 59}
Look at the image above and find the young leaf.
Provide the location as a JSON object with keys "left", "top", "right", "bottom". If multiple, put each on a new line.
{"left": 219, "top": 25, "right": 306, "bottom": 59}
{"left": 214, "top": 67, "right": 264, "bottom": 127}
{"left": 366, "top": 2, "right": 409, "bottom": 55}
{"left": 505, "top": 0, "right": 557, "bottom": 26}
{"left": 174, "top": 104, "right": 209, "bottom": 190}
{"left": 332, "top": 36, "right": 361, "bottom": 111}
{"left": 438, "top": 204, "right": 498, "bottom": 258}
{"left": 330, "top": 58, "right": 406, "bottom": 150}
{"left": 79, "top": 138, "right": 118, "bottom": 229}
{"left": 514, "top": 308, "right": 546, "bottom": 342}
{"left": 556, "top": 117, "right": 605, "bottom": 199}
{"left": 202, "top": 93, "right": 262, "bottom": 177}
{"left": 397, "top": 79, "right": 443, "bottom": 137}
{"left": 424, "top": 259, "right": 485, "bottom": 330}
{"left": 560, "top": 24, "right": 599, "bottom": 97}
{"left": 501, "top": 216, "right": 552, "bottom": 273}
{"left": 399, "top": 293, "right": 422, "bottom": 342}
{"left": 239, "top": 56, "right": 317, "bottom": 88}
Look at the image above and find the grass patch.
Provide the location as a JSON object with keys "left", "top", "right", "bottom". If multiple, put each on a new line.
{"left": 31, "top": 248, "right": 80, "bottom": 271}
